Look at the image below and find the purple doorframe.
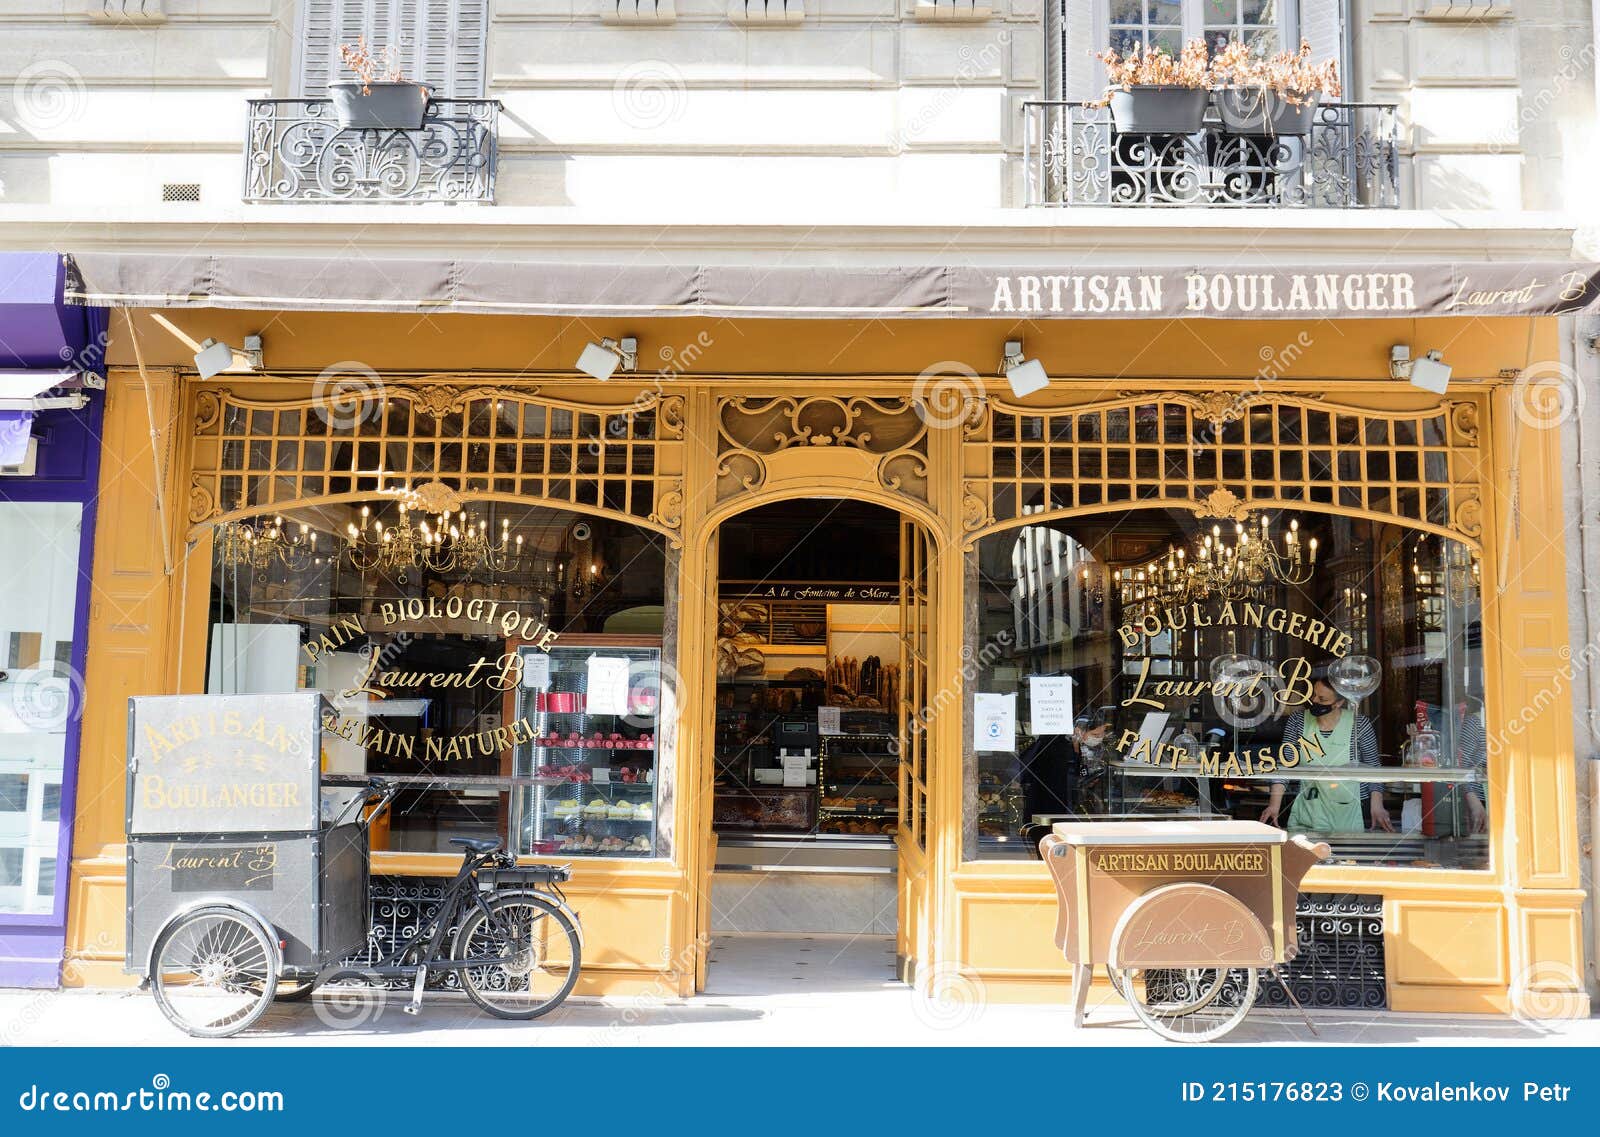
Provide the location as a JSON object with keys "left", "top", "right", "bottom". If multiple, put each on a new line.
{"left": 0, "top": 253, "right": 107, "bottom": 987}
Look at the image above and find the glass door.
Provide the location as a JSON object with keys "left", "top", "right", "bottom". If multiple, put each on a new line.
{"left": 896, "top": 517, "right": 935, "bottom": 980}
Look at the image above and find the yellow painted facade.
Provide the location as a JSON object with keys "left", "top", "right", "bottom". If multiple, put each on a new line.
{"left": 61, "top": 310, "right": 1589, "bottom": 1016}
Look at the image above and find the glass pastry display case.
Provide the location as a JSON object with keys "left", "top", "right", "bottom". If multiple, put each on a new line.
{"left": 818, "top": 728, "right": 899, "bottom": 839}
{"left": 506, "top": 635, "right": 662, "bottom": 858}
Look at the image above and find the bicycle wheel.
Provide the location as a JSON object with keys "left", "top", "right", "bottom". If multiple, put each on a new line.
{"left": 150, "top": 905, "right": 278, "bottom": 1038}
{"left": 1113, "top": 966, "right": 1258, "bottom": 1043}
{"left": 453, "top": 893, "right": 581, "bottom": 1020}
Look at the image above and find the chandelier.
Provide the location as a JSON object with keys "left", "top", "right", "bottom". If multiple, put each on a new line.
{"left": 218, "top": 515, "right": 318, "bottom": 577}
{"left": 1117, "top": 513, "right": 1318, "bottom": 610}
{"left": 344, "top": 503, "right": 527, "bottom": 578}
{"left": 1413, "top": 538, "right": 1480, "bottom": 608}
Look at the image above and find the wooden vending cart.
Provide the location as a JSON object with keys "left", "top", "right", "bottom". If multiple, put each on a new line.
{"left": 1041, "top": 819, "right": 1328, "bottom": 1042}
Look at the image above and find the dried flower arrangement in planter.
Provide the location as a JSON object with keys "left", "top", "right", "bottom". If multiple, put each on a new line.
{"left": 1092, "top": 37, "right": 1341, "bottom": 136}
{"left": 328, "top": 37, "right": 432, "bottom": 131}
{"left": 1209, "top": 39, "right": 1342, "bottom": 135}
{"left": 1093, "top": 39, "right": 1213, "bottom": 135}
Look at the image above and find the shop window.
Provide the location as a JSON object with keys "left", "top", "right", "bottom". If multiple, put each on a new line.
{"left": 0, "top": 500, "right": 84, "bottom": 914}
{"left": 206, "top": 499, "right": 670, "bottom": 860}
{"left": 965, "top": 507, "right": 1488, "bottom": 870}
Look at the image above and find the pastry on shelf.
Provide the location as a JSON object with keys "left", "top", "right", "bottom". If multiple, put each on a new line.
{"left": 629, "top": 835, "right": 652, "bottom": 852}
{"left": 634, "top": 801, "right": 654, "bottom": 822}
{"left": 607, "top": 801, "right": 636, "bottom": 820}
{"left": 552, "top": 799, "right": 580, "bottom": 819}
{"left": 583, "top": 800, "right": 611, "bottom": 819}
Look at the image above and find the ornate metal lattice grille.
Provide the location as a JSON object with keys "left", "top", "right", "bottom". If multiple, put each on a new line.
{"left": 962, "top": 394, "right": 1484, "bottom": 548}
{"left": 188, "top": 385, "right": 684, "bottom": 539}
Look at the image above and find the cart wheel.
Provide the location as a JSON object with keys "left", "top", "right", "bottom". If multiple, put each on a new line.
{"left": 1111, "top": 966, "right": 1258, "bottom": 1042}
{"left": 150, "top": 905, "right": 278, "bottom": 1038}
{"left": 1107, "top": 966, "right": 1225, "bottom": 1017}
{"left": 454, "top": 893, "right": 581, "bottom": 1020}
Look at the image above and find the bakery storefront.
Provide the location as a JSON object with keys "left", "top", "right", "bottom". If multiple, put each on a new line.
{"left": 55, "top": 254, "right": 1593, "bottom": 1018}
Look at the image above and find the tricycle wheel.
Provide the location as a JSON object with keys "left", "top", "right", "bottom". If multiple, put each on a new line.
{"left": 150, "top": 905, "right": 278, "bottom": 1038}
{"left": 1111, "top": 966, "right": 1258, "bottom": 1042}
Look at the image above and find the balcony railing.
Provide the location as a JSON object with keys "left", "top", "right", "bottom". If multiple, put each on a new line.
{"left": 244, "top": 98, "right": 500, "bottom": 204}
{"left": 1023, "top": 100, "right": 1401, "bottom": 208}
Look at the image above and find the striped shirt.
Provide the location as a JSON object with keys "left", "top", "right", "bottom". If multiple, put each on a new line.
{"left": 1280, "top": 710, "right": 1381, "bottom": 804}
{"left": 1456, "top": 713, "right": 1487, "bottom": 800}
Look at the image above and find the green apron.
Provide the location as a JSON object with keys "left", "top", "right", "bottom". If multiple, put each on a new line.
{"left": 1287, "top": 710, "right": 1363, "bottom": 834}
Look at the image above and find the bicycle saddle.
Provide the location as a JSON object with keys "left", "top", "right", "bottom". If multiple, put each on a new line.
{"left": 449, "top": 836, "right": 503, "bottom": 854}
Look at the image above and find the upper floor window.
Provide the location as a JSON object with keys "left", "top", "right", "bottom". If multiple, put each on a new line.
{"left": 296, "top": 0, "right": 490, "bottom": 99}
{"left": 1049, "top": 0, "right": 1342, "bottom": 102}
{"left": 1107, "top": 0, "right": 1288, "bottom": 58}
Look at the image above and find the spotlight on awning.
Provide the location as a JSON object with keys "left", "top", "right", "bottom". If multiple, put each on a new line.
{"left": 1390, "top": 345, "right": 1451, "bottom": 394}
{"left": 194, "top": 335, "right": 263, "bottom": 380}
{"left": 576, "top": 337, "right": 638, "bottom": 381}
{"left": 1003, "top": 339, "right": 1049, "bottom": 398}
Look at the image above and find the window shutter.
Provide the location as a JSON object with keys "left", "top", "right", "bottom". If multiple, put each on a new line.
{"left": 1299, "top": 0, "right": 1346, "bottom": 93}
{"left": 1058, "top": 0, "right": 1100, "bottom": 102}
{"left": 296, "top": 0, "right": 488, "bottom": 98}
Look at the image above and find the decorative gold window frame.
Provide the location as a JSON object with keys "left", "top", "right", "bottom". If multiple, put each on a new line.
{"left": 186, "top": 383, "right": 686, "bottom": 541}
{"left": 961, "top": 391, "right": 1486, "bottom": 550}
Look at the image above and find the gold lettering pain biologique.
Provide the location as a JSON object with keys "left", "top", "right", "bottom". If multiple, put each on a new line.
{"left": 301, "top": 600, "right": 559, "bottom": 665}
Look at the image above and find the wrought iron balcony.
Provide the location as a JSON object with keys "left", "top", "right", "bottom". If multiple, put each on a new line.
{"left": 1023, "top": 100, "right": 1401, "bottom": 208}
{"left": 243, "top": 98, "right": 500, "bottom": 204}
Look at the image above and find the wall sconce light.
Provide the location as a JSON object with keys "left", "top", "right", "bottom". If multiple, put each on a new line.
{"left": 576, "top": 337, "right": 638, "bottom": 381}
{"left": 1003, "top": 339, "right": 1049, "bottom": 398}
{"left": 1390, "top": 344, "right": 1451, "bottom": 393}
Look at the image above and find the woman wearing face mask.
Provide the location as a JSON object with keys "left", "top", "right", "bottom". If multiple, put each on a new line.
{"left": 1260, "top": 675, "right": 1390, "bottom": 833}
{"left": 1019, "top": 709, "right": 1108, "bottom": 820}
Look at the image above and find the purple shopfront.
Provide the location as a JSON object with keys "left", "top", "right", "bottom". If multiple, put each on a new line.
{"left": 0, "top": 253, "right": 106, "bottom": 987}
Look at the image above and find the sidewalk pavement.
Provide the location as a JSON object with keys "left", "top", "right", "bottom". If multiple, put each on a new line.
{"left": 3, "top": 981, "right": 1595, "bottom": 1048}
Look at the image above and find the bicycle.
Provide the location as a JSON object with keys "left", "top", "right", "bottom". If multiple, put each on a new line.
{"left": 312, "top": 811, "right": 584, "bottom": 1021}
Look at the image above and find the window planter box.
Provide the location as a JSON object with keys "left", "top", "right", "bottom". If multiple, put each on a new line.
{"left": 1106, "top": 86, "right": 1209, "bottom": 135}
{"left": 328, "top": 81, "right": 432, "bottom": 131}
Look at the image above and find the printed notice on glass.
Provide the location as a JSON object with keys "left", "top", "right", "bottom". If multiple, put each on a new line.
{"left": 817, "top": 706, "right": 842, "bottom": 735}
{"left": 522, "top": 652, "right": 551, "bottom": 690}
{"left": 585, "top": 655, "right": 630, "bottom": 716}
{"left": 974, "top": 693, "right": 1017, "bottom": 753}
{"left": 1028, "top": 676, "right": 1074, "bottom": 735}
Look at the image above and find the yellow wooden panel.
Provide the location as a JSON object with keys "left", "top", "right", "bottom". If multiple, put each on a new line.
{"left": 1388, "top": 901, "right": 1506, "bottom": 986}
{"left": 954, "top": 889, "right": 1067, "bottom": 975}
{"left": 1520, "top": 907, "right": 1585, "bottom": 980}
